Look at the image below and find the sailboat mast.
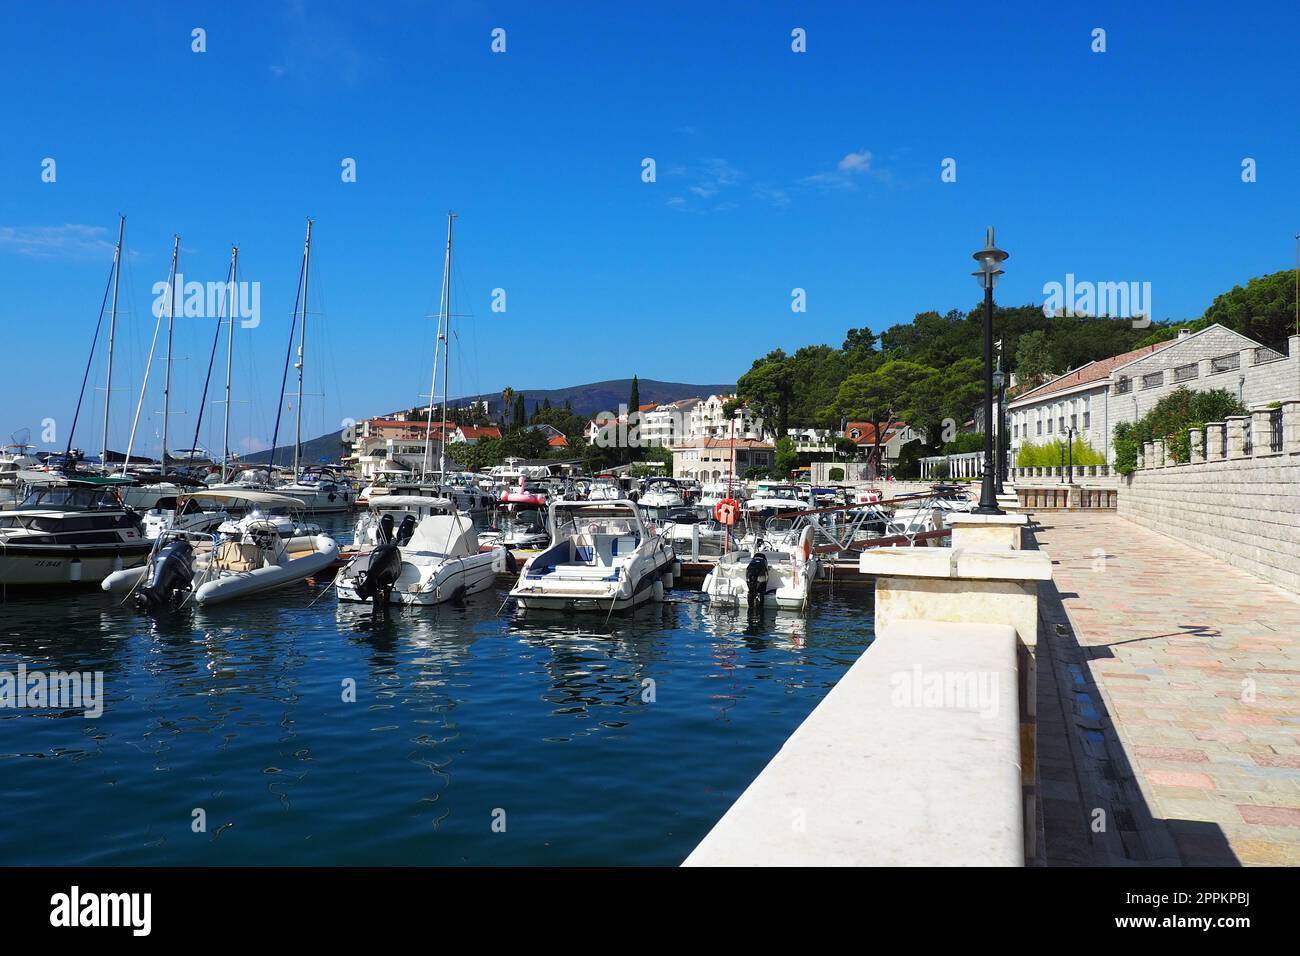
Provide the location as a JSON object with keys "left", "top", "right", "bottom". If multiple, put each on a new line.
{"left": 101, "top": 214, "right": 125, "bottom": 469}
{"left": 438, "top": 212, "right": 456, "bottom": 479}
{"left": 294, "top": 218, "right": 313, "bottom": 478}
{"left": 223, "top": 245, "right": 238, "bottom": 482}
{"left": 161, "top": 235, "right": 180, "bottom": 479}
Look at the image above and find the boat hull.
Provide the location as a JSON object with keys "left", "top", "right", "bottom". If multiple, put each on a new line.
{"left": 0, "top": 545, "right": 150, "bottom": 586}
{"left": 337, "top": 550, "right": 501, "bottom": 606}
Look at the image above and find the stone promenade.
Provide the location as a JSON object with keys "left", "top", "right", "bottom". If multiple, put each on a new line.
{"left": 1031, "top": 512, "right": 1300, "bottom": 866}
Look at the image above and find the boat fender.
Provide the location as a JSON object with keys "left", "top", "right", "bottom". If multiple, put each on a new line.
{"left": 653, "top": 579, "right": 664, "bottom": 602}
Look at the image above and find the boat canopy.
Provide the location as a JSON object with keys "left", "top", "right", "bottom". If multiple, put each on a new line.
{"left": 179, "top": 489, "right": 307, "bottom": 508}
{"left": 367, "top": 495, "right": 453, "bottom": 511}
{"left": 407, "top": 514, "right": 478, "bottom": 557}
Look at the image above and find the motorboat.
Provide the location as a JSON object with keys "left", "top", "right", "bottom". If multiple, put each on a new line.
{"left": 509, "top": 500, "right": 676, "bottom": 612}
{"left": 638, "top": 476, "right": 685, "bottom": 509}
{"left": 140, "top": 494, "right": 230, "bottom": 539}
{"left": 0, "top": 475, "right": 151, "bottom": 585}
{"left": 277, "top": 467, "right": 354, "bottom": 513}
{"left": 744, "top": 483, "right": 814, "bottom": 519}
{"left": 702, "top": 524, "right": 817, "bottom": 611}
{"left": 586, "top": 477, "right": 621, "bottom": 501}
{"left": 660, "top": 507, "right": 731, "bottom": 561}
{"left": 336, "top": 495, "right": 505, "bottom": 607}
{"left": 102, "top": 490, "right": 338, "bottom": 607}
{"left": 479, "top": 501, "right": 551, "bottom": 551}
{"left": 500, "top": 477, "right": 547, "bottom": 508}
{"left": 889, "top": 483, "right": 975, "bottom": 534}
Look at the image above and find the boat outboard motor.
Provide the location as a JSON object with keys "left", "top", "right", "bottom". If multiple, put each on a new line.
{"left": 134, "top": 539, "right": 195, "bottom": 611}
{"left": 744, "top": 552, "right": 769, "bottom": 610}
{"left": 395, "top": 514, "right": 416, "bottom": 546}
{"left": 355, "top": 543, "right": 402, "bottom": 619}
{"left": 376, "top": 513, "right": 395, "bottom": 545}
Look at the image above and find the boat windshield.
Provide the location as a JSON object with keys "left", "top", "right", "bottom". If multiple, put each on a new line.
{"left": 18, "top": 485, "right": 120, "bottom": 511}
{"left": 553, "top": 507, "right": 641, "bottom": 542}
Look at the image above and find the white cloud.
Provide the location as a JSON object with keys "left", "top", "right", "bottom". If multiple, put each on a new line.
{"left": 802, "top": 149, "right": 877, "bottom": 191}
{"left": 0, "top": 224, "right": 117, "bottom": 259}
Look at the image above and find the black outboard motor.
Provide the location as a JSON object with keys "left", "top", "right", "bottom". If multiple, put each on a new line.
{"left": 135, "top": 539, "right": 195, "bottom": 611}
{"left": 744, "top": 552, "right": 769, "bottom": 610}
{"left": 395, "top": 514, "right": 416, "bottom": 546}
{"left": 355, "top": 543, "right": 402, "bottom": 620}
{"left": 376, "top": 513, "right": 395, "bottom": 545}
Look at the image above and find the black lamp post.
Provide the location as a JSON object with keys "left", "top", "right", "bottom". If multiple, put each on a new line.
{"left": 972, "top": 227, "right": 1008, "bottom": 515}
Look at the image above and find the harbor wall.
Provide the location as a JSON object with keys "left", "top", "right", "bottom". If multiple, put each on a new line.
{"left": 1117, "top": 399, "right": 1300, "bottom": 592}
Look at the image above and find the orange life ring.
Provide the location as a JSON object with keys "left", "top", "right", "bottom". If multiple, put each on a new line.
{"left": 714, "top": 498, "right": 740, "bottom": 526}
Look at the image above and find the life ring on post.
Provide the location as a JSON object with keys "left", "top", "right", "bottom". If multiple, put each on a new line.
{"left": 714, "top": 498, "right": 740, "bottom": 526}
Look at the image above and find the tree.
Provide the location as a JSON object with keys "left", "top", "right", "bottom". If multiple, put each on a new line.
{"left": 512, "top": 394, "right": 526, "bottom": 428}
{"left": 500, "top": 387, "right": 515, "bottom": 427}
{"left": 832, "top": 359, "right": 934, "bottom": 472}
{"left": 1014, "top": 330, "right": 1055, "bottom": 385}
{"left": 1201, "top": 269, "right": 1298, "bottom": 350}
{"left": 736, "top": 350, "right": 795, "bottom": 437}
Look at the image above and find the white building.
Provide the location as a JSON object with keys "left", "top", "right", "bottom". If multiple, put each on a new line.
{"left": 640, "top": 398, "right": 702, "bottom": 447}
{"left": 688, "top": 394, "right": 767, "bottom": 441}
{"left": 670, "top": 437, "right": 775, "bottom": 481}
{"left": 1007, "top": 325, "right": 1300, "bottom": 466}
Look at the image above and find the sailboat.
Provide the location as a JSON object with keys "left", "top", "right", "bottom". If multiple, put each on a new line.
{"left": 273, "top": 219, "right": 354, "bottom": 513}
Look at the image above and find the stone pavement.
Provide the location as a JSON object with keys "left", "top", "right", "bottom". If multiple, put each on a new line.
{"left": 1030, "top": 512, "right": 1300, "bottom": 866}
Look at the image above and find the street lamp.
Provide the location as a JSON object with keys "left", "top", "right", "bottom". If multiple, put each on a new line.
{"left": 971, "top": 227, "right": 1008, "bottom": 515}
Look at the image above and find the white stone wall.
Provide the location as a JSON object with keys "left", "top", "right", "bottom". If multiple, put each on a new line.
{"left": 1118, "top": 454, "right": 1300, "bottom": 592}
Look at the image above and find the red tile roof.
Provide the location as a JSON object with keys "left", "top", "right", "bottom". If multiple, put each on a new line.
{"left": 844, "top": 422, "right": 903, "bottom": 445}
{"left": 1012, "top": 340, "right": 1177, "bottom": 404}
{"left": 458, "top": 425, "right": 502, "bottom": 440}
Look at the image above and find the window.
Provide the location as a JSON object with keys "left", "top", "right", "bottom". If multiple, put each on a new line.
{"left": 1141, "top": 371, "right": 1163, "bottom": 389}
{"left": 1115, "top": 377, "right": 1131, "bottom": 394}
{"left": 1174, "top": 362, "right": 1198, "bottom": 382}
{"left": 1070, "top": 413, "right": 1077, "bottom": 430}
{"left": 1047, "top": 418, "right": 1053, "bottom": 434}
{"left": 1083, "top": 411, "right": 1091, "bottom": 428}
{"left": 1036, "top": 418, "right": 1043, "bottom": 436}
{"left": 1210, "top": 353, "right": 1240, "bottom": 373}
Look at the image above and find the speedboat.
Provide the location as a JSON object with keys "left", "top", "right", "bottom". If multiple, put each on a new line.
{"left": 509, "top": 500, "right": 676, "bottom": 612}
{"left": 0, "top": 475, "right": 150, "bottom": 585}
{"left": 660, "top": 507, "right": 731, "bottom": 560}
{"left": 638, "top": 476, "right": 685, "bottom": 509}
{"left": 702, "top": 524, "right": 817, "bottom": 611}
{"left": 744, "top": 483, "right": 814, "bottom": 520}
{"left": 480, "top": 501, "right": 551, "bottom": 550}
{"left": 102, "top": 490, "right": 338, "bottom": 606}
{"left": 336, "top": 495, "right": 505, "bottom": 607}
{"left": 586, "top": 477, "right": 621, "bottom": 501}
{"left": 276, "top": 467, "right": 354, "bottom": 513}
{"left": 141, "top": 494, "right": 230, "bottom": 540}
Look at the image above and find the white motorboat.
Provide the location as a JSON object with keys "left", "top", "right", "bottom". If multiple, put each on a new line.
{"left": 336, "top": 495, "right": 504, "bottom": 607}
{"left": 509, "top": 500, "right": 676, "bottom": 612}
{"left": 638, "top": 476, "right": 685, "bottom": 509}
{"left": 888, "top": 483, "right": 975, "bottom": 534}
{"left": 744, "top": 483, "right": 814, "bottom": 519}
{"left": 586, "top": 478, "right": 621, "bottom": 501}
{"left": 102, "top": 490, "right": 337, "bottom": 607}
{"left": 141, "top": 494, "right": 230, "bottom": 540}
{"left": 0, "top": 475, "right": 150, "bottom": 585}
{"left": 660, "top": 507, "right": 731, "bottom": 561}
{"left": 479, "top": 501, "right": 551, "bottom": 550}
{"left": 702, "top": 524, "right": 817, "bottom": 611}
{"left": 277, "top": 468, "right": 354, "bottom": 513}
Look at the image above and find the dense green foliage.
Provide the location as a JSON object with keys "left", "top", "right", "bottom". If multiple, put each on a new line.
{"left": 1014, "top": 437, "right": 1105, "bottom": 468}
{"left": 1112, "top": 387, "right": 1247, "bottom": 473}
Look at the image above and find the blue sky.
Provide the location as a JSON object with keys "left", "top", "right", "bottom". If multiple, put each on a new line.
{"left": 2, "top": 0, "right": 1297, "bottom": 459}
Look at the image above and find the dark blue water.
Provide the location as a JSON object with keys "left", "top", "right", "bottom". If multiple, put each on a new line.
{"left": 0, "top": 515, "right": 873, "bottom": 865}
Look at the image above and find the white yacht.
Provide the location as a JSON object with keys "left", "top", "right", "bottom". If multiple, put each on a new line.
{"left": 509, "top": 500, "right": 676, "bottom": 612}
{"left": 0, "top": 476, "right": 150, "bottom": 585}
{"left": 744, "top": 483, "right": 814, "bottom": 519}
{"left": 702, "top": 524, "right": 817, "bottom": 611}
{"left": 336, "top": 495, "right": 504, "bottom": 607}
{"left": 277, "top": 467, "right": 354, "bottom": 513}
{"left": 102, "top": 490, "right": 338, "bottom": 607}
{"left": 479, "top": 501, "right": 551, "bottom": 550}
{"left": 638, "top": 476, "right": 685, "bottom": 509}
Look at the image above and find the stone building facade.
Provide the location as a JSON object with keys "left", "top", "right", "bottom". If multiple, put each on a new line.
{"left": 1007, "top": 325, "right": 1300, "bottom": 466}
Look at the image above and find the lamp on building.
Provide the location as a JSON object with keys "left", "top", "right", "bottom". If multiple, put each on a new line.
{"left": 971, "top": 227, "right": 1008, "bottom": 514}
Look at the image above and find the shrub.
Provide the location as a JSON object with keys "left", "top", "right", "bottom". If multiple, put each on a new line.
{"left": 1113, "top": 387, "right": 1247, "bottom": 472}
{"left": 828, "top": 466, "right": 845, "bottom": 482}
{"left": 1015, "top": 437, "right": 1104, "bottom": 468}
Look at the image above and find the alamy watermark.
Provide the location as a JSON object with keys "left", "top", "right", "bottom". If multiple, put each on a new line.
{"left": 152, "top": 273, "right": 261, "bottom": 328}
{"left": 1042, "top": 273, "right": 1151, "bottom": 328}
{"left": 1, "top": 665, "right": 103, "bottom": 718}
{"left": 890, "top": 666, "right": 1001, "bottom": 718}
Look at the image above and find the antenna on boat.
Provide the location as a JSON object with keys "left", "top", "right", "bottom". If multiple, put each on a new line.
{"left": 293, "top": 218, "right": 314, "bottom": 479}
{"left": 222, "top": 245, "right": 239, "bottom": 482}
{"left": 438, "top": 211, "right": 456, "bottom": 482}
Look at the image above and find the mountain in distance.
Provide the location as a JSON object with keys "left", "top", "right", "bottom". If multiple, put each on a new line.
{"left": 239, "top": 378, "right": 735, "bottom": 465}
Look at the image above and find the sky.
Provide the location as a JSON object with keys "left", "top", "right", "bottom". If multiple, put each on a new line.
{"left": 1, "top": 0, "right": 1297, "bottom": 460}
